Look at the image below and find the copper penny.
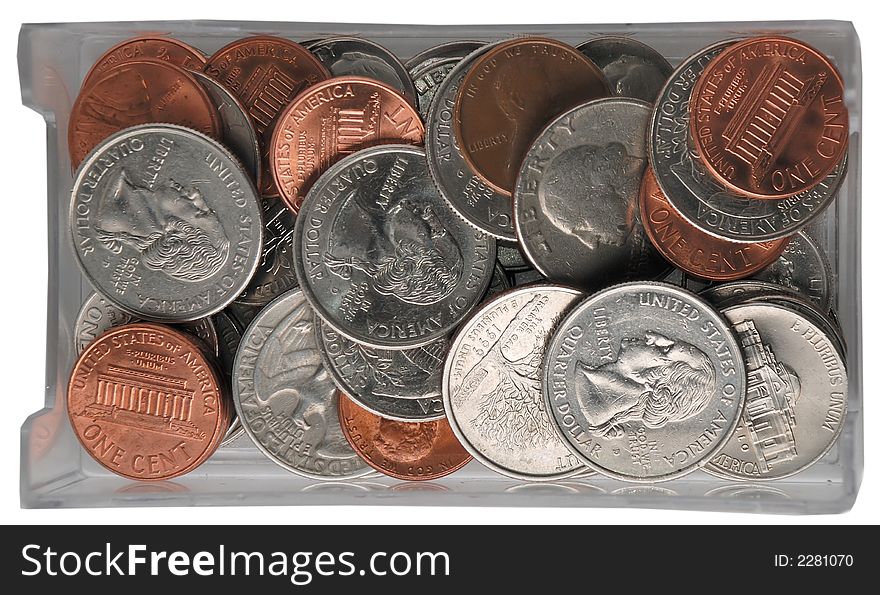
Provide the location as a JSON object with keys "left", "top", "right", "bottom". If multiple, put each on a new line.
{"left": 453, "top": 37, "right": 609, "bottom": 196}
{"left": 81, "top": 36, "right": 206, "bottom": 90}
{"left": 204, "top": 36, "right": 331, "bottom": 197}
{"left": 640, "top": 167, "right": 789, "bottom": 281}
{"left": 338, "top": 393, "right": 471, "bottom": 481}
{"left": 689, "top": 36, "right": 848, "bottom": 199}
{"left": 67, "top": 323, "right": 229, "bottom": 481}
{"left": 68, "top": 60, "right": 221, "bottom": 169}
{"left": 270, "top": 76, "right": 424, "bottom": 213}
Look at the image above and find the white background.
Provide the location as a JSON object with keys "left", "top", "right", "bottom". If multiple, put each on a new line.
{"left": 0, "top": 0, "right": 874, "bottom": 525}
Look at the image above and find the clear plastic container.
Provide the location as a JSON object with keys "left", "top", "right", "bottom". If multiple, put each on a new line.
{"left": 18, "top": 20, "right": 862, "bottom": 512}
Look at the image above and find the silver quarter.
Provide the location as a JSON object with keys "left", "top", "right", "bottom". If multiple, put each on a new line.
{"left": 307, "top": 37, "right": 418, "bottom": 106}
{"left": 705, "top": 301, "right": 847, "bottom": 480}
{"left": 232, "top": 289, "right": 370, "bottom": 479}
{"left": 444, "top": 285, "right": 586, "bottom": 480}
{"left": 426, "top": 43, "right": 516, "bottom": 241}
{"left": 234, "top": 197, "right": 298, "bottom": 306}
{"left": 294, "top": 144, "right": 496, "bottom": 349}
{"left": 408, "top": 41, "right": 486, "bottom": 118}
{"left": 514, "top": 97, "right": 669, "bottom": 289}
{"left": 576, "top": 36, "right": 672, "bottom": 103}
{"left": 751, "top": 232, "right": 833, "bottom": 311}
{"left": 213, "top": 311, "right": 245, "bottom": 446}
{"left": 544, "top": 282, "right": 746, "bottom": 482}
{"left": 191, "top": 70, "right": 261, "bottom": 188}
{"left": 70, "top": 124, "right": 264, "bottom": 322}
{"left": 404, "top": 40, "right": 486, "bottom": 71}
{"left": 317, "top": 318, "right": 446, "bottom": 422}
{"left": 649, "top": 41, "right": 846, "bottom": 242}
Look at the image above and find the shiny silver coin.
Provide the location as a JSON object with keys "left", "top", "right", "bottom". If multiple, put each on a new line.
{"left": 514, "top": 97, "right": 669, "bottom": 288}
{"left": 234, "top": 197, "right": 297, "bottom": 306}
{"left": 232, "top": 289, "right": 370, "bottom": 479}
{"left": 751, "top": 232, "right": 833, "bottom": 311}
{"left": 294, "top": 144, "right": 496, "bottom": 349}
{"left": 426, "top": 43, "right": 516, "bottom": 241}
{"left": 649, "top": 41, "right": 847, "bottom": 243}
{"left": 307, "top": 37, "right": 418, "bottom": 106}
{"left": 496, "top": 242, "right": 532, "bottom": 272}
{"left": 183, "top": 316, "right": 221, "bottom": 357}
{"left": 576, "top": 36, "right": 672, "bottom": 102}
{"left": 705, "top": 301, "right": 847, "bottom": 480}
{"left": 408, "top": 41, "right": 486, "bottom": 118}
{"left": 70, "top": 124, "right": 264, "bottom": 322}
{"left": 225, "top": 301, "right": 262, "bottom": 331}
{"left": 191, "top": 70, "right": 261, "bottom": 188}
{"left": 544, "top": 282, "right": 746, "bottom": 482}
{"left": 317, "top": 318, "right": 446, "bottom": 422}
{"left": 213, "top": 311, "right": 245, "bottom": 446}
{"left": 444, "top": 285, "right": 586, "bottom": 480}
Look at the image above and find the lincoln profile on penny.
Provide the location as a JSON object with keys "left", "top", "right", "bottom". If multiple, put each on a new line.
{"left": 575, "top": 332, "right": 716, "bottom": 438}
{"left": 94, "top": 169, "right": 230, "bottom": 282}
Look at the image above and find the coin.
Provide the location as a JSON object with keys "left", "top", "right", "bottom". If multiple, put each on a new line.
{"left": 74, "top": 291, "right": 135, "bottom": 355}
{"left": 454, "top": 37, "right": 610, "bottom": 195}
{"left": 270, "top": 77, "right": 424, "bottom": 213}
{"left": 426, "top": 42, "right": 516, "bottom": 241}
{"left": 190, "top": 70, "right": 262, "bottom": 188}
{"left": 69, "top": 124, "right": 264, "bottom": 322}
{"left": 307, "top": 37, "right": 418, "bottom": 107}
{"left": 67, "top": 322, "right": 229, "bottom": 480}
{"left": 404, "top": 40, "right": 486, "bottom": 71}
{"left": 690, "top": 36, "right": 848, "bottom": 199}
{"left": 182, "top": 316, "right": 220, "bottom": 358}
{"left": 69, "top": 60, "right": 221, "bottom": 169}
{"left": 294, "top": 144, "right": 496, "bottom": 349}
{"left": 640, "top": 167, "right": 789, "bottom": 280}
{"left": 409, "top": 41, "right": 486, "bottom": 118}
{"left": 444, "top": 285, "right": 586, "bottom": 480}
{"left": 234, "top": 197, "right": 297, "bottom": 306}
{"left": 544, "top": 282, "right": 746, "bottom": 482}
{"left": 81, "top": 36, "right": 206, "bottom": 90}
{"left": 232, "top": 289, "right": 370, "bottom": 479}
{"left": 576, "top": 36, "right": 672, "bottom": 102}
{"left": 514, "top": 97, "right": 669, "bottom": 288}
{"left": 204, "top": 36, "right": 331, "bottom": 197}
{"left": 751, "top": 231, "right": 832, "bottom": 311}
{"left": 317, "top": 318, "right": 446, "bottom": 422}
{"left": 212, "top": 311, "right": 245, "bottom": 446}
{"left": 705, "top": 301, "right": 846, "bottom": 480}
{"left": 339, "top": 393, "right": 471, "bottom": 480}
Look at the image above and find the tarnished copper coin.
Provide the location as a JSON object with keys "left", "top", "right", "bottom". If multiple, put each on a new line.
{"left": 81, "top": 36, "right": 206, "bottom": 90}
{"left": 338, "top": 393, "right": 471, "bottom": 481}
{"left": 453, "top": 37, "right": 609, "bottom": 196}
{"left": 67, "top": 323, "right": 229, "bottom": 481}
{"left": 204, "top": 36, "right": 331, "bottom": 197}
{"left": 68, "top": 60, "right": 221, "bottom": 169}
{"left": 690, "top": 36, "right": 848, "bottom": 199}
{"left": 640, "top": 167, "right": 789, "bottom": 280}
{"left": 271, "top": 76, "right": 424, "bottom": 213}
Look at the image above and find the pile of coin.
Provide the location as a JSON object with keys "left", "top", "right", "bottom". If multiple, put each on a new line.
{"left": 65, "top": 33, "right": 848, "bottom": 485}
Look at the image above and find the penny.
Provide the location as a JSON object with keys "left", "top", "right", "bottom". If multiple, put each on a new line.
{"left": 454, "top": 37, "right": 610, "bottom": 195}
{"left": 317, "top": 318, "right": 447, "bottom": 422}
{"left": 409, "top": 41, "right": 486, "bottom": 118}
{"left": 514, "top": 97, "right": 669, "bottom": 288}
{"left": 751, "top": 231, "right": 832, "bottom": 311}
{"left": 426, "top": 41, "right": 516, "bottom": 241}
{"left": 543, "top": 282, "right": 746, "bottom": 482}
{"left": 307, "top": 37, "right": 418, "bottom": 107}
{"left": 270, "top": 77, "right": 424, "bottom": 213}
{"left": 67, "top": 322, "right": 229, "bottom": 480}
{"left": 404, "top": 40, "right": 486, "bottom": 71}
{"left": 339, "top": 393, "right": 471, "bottom": 481}
{"left": 690, "top": 36, "right": 848, "bottom": 199}
{"left": 576, "top": 36, "right": 672, "bottom": 102}
{"left": 204, "top": 36, "right": 331, "bottom": 197}
{"left": 705, "top": 301, "right": 846, "bottom": 480}
{"left": 190, "top": 70, "right": 262, "bottom": 187}
{"left": 293, "top": 144, "right": 496, "bottom": 349}
{"left": 443, "top": 285, "right": 586, "bottom": 480}
{"left": 640, "top": 167, "right": 789, "bottom": 280}
{"left": 650, "top": 41, "right": 847, "bottom": 242}
{"left": 69, "top": 124, "right": 263, "bottom": 322}
{"left": 81, "top": 36, "right": 206, "bottom": 90}
{"left": 234, "top": 197, "right": 297, "bottom": 306}
{"left": 69, "top": 60, "right": 221, "bottom": 169}
{"left": 212, "top": 311, "right": 245, "bottom": 446}
{"left": 232, "top": 289, "right": 370, "bottom": 479}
